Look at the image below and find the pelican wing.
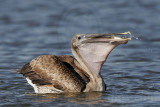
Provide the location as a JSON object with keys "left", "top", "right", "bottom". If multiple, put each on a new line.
{"left": 19, "top": 55, "right": 86, "bottom": 92}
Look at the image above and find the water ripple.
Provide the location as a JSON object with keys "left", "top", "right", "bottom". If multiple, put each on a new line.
{"left": 0, "top": 0, "right": 160, "bottom": 106}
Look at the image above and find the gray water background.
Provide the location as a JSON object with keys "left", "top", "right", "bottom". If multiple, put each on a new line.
{"left": 0, "top": 0, "right": 160, "bottom": 106}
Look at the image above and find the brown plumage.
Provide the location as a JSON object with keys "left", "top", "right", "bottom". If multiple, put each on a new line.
{"left": 18, "top": 32, "right": 131, "bottom": 93}
{"left": 19, "top": 55, "right": 89, "bottom": 92}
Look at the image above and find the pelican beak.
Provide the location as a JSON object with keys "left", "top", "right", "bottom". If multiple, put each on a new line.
{"left": 72, "top": 32, "right": 132, "bottom": 76}
{"left": 82, "top": 31, "right": 131, "bottom": 45}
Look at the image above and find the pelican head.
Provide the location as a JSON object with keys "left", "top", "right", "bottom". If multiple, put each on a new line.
{"left": 71, "top": 32, "right": 131, "bottom": 77}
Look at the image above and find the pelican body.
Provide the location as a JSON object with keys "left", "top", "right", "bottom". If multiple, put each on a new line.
{"left": 19, "top": 32, "right": 131, "bottom": 93}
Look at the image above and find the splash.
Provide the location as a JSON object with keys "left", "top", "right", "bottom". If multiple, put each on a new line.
{"left": 131, "top": 35, "right": 142, "bottom": 40}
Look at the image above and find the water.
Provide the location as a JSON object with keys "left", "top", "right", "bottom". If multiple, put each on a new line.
{"left": 0, "top": 0, "right": 160, "bottom": 106}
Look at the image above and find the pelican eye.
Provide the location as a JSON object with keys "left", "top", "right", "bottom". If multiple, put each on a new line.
{"left": 77, "top": 36, "right": 81, "bottom": 40}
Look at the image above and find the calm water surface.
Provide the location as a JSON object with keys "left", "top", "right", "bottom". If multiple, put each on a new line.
{"left": 0, "top": 0, "right": 160, "bottom": 106}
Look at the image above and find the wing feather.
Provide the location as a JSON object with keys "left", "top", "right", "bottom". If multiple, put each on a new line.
{"left": 19, "top": 55, "right": 86, "bottom": 92}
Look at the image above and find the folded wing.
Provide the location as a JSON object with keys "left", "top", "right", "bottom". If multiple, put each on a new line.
{"left": 18, "top": 55, "right": 86, "bottom": 93}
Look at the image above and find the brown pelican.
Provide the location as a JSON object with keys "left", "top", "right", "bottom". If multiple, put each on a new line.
{"left": 18, "top": 32, "right": 131, "bottom": 93}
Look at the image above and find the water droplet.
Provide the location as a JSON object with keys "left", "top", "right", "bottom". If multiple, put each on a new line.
{"left": 131, "top": 35, "right": 141, "bottom": 40}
